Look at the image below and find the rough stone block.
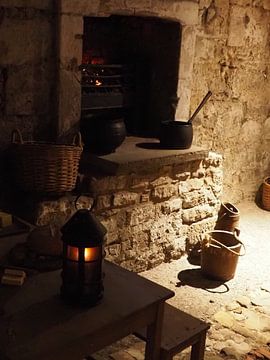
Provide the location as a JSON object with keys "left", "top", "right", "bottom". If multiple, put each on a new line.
{"left": 192, "top": 169, "right": 206, "bottom": 178}
{"left": 204, "top": 152, "right": 223, "bottom": 167}
{"left": 6, "top": 66, "right": 34, "bottom": 115}
{"left": 187, "top": 217, "right": 217, "bottom": 244}
{"left": 147, "top": 246, "right": 165, "bottom": 268}
{"left": 190, "top": 160, "right": 205, "bottom": 178}
{"left": 179, "top": 26, "right": 197, "bottom": 76}
{"left": 113, "top": 191, "right": 139, "bottom": 207}
{"left": 101, "top": 210, "right": 126, "bottom": 238}
{"left": 0, "top": 15, "right": 54, "bottom": 65}
{"left": 176, "top": 80, "right": 192, "bottom": 120}
{"left": 126, "top": 0, "right": 151, "bottom": 9}
{"left": 0, "top": 0, "right": 53, "bottom": 9}
{"left": 208, "top": 168, "right": 223, "bottom": 185}
{"left": 190, "top": 159, "right": 203, "bottom": 172}
{"left": 173, "top": 1, "right": 199, "bottom": 25}
{"left": 211, "top": 184, "right": 223, "bottom": 198}
{"left": 35, "top": 197, "right": 77, "bottom": 226}
{"left": 100, "top": 216, "right": 118, "bottom": 236}
{"left": 106, "top": 231, "right": 119, "bottom": 246}
{"left": 194, "top": 36, "right": 216, "bottom": 62}
{"left": 182, "top": 190, "right": 208, "bottom": 209}
{"left": 133, "top": 231, "right": 150, "bottom": 251}
{"left": 60, "top": 0, "right": 100, "bottom": 14}
{"left": 96, "top": 195, "right": 112, "bottom": 211}
{"left": 158, "top": 165, "right": 173, "bottom": 177}
{"left": 161, "top": 198, "right": 182, "bottom": 214}
{"left": 130, "top": 177, "right": 150, "bottom": 190}
{"left": 59, "top": 14, "right": 83, "bottom": 61}
{"left": 205, "top": 166, "right": 223, "bottom": 183}
{"left": 126, "top": 205, "right": 156, "bottom": 226}
{"left": 229, "top": 0, "right": 252, "bottom": 5}
{"left": 150, "top": 176, "right": 172, "bottom": 187}
{"left": 107, "top": 243, "right": 121, "bottom": 258}
{"left": 182, "top": 204, "right": 215, "bottom": 224}
{"left": 228, "top": 6, "right": 247, "bottom": 47}
{"left": 121, "top": 240, "right": 133, "bottom": 252}
{"left": 151, "top": 184, "right": 178, "bottom": 200}
{"left": 149, "top": 222, "right": 171, "bottom": 244}
{"left": 263, "top": 0, "right": 270, "bottom": 9}
{"left": 179, "top": 178, "right": 205, "bottom": 194}
{"left": 99, "top": 0, "right": 128, "bottom": 14}
{"left": 140, "top": 192, "right": 151, "bottom": 203}
{"left": 263, "top": 117, "right": 270, "bottom": 140}
{"left": 75, "top": 195, "right": 93, "bottom": 210}
{"left": 174, "top": 170, "right": 191, "bottom": 181}
{"left": 58, "top": 68, "right": 81, "bottom": 133}
{"left": 230, "top": 65, "right": 269, "bottom": 106}
{"left": 166, "top": 235, "right": 186, "bottom": 260}
{"left": 89, "top": 175, "right": 127, "bottom": 194}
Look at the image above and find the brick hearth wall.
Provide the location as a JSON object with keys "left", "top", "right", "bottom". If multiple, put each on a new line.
{"left": 33, "top": 151, "right": 222, "bottom": 271}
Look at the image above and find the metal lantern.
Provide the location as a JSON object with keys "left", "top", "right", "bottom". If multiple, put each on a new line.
{"left": 60, "top": 208, "right": 107, "bottom": 307}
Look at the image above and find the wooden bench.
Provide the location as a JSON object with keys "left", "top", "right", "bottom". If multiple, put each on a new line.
{"left": 134, "top": 303, "right": 210, "bottom": 360}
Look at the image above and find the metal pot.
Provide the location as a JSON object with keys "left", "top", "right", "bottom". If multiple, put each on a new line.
{"left": 81, "top": 112, "right": 126, "bottom": 155}
{"left": 158, "top": 91, "right": 212, "bottom": 150}
{"left": 159, "top": 121, "right": 193, "bottom": 149}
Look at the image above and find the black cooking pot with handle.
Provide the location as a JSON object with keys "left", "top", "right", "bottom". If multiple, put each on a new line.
{"left": 159, "top": 91, "right": 212, "bottom": 150}
{"left": 159, "top": 121, "right": 193, "bottom": 149}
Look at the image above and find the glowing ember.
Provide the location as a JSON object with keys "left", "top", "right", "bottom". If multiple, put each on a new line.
{"left": 95, "top": 80, "right": 102, "bottom": 86}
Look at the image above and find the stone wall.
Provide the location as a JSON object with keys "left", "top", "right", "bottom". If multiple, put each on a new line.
{"left": 0, "top": 1, "right": 57, "bottom": 206}
{"left": 32, "top": 151, "right": 222, "bottom": 271}
{"left": 0, "top": 0, "right": 269, "bottom": 207}
{"left": 0, "top": 1, "right": 57, "bottom": 143}
{"left": 55, "top": 0, "right": 270, "bottom": 203}
{"left": 191, "top": 0, "right": 270, "bottom": 202}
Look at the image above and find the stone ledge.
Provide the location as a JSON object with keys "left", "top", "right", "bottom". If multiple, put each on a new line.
{"left": 80, "top": 137, "right": 209, "bottom": 175}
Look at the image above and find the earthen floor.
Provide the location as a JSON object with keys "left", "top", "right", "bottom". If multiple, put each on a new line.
{"left": 91, "top": 201, "right": 270, "bottom": 360}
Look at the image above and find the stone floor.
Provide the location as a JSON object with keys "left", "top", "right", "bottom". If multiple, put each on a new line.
{"left": 91, "top": 201, "right": 270, "bottom": 360}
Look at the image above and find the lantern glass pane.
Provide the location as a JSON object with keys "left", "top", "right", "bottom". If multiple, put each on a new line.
{"left": 67, "top": 246, "right": 79, "bottom": 261}
{"left": 67, "top": 246, "right": 101, "bottom": 262}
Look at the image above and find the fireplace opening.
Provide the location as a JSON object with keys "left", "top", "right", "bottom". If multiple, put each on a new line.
{"left": 81, "top": 15, "right": 181, "bottom": 138}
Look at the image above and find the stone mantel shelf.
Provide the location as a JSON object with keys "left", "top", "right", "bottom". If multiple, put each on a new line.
{"left": 80, "top": 137, "right": 209, "bottom": 175}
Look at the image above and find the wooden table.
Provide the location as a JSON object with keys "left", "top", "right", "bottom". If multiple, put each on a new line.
{"left": 0, "top": 260, "right": 174, "bottom": 360}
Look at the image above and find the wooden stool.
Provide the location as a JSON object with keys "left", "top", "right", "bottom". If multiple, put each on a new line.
{"left": 134, "top": 303, "right": 210, "bottom": 360}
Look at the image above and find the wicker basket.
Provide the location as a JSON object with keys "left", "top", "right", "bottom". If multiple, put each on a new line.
{"left": 262, "top": 177, "right": 270, "bottom": 211}
{"left": 10, "top": 129, "right": 83, "bottom": 195}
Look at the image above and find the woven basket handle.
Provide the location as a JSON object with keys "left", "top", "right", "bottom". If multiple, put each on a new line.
{"left": 72, "top": 132, "right": 82, "bottom": 147}
{"left": 11, "top": 128, "right": 23, "bottom": 144}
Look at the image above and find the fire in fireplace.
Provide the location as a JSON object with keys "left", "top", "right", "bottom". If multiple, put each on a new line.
{"left": 81, "top": 63, "right": 135, "bottom": 111}
{"left": 81, "top": 15, "right": 181, "bottom": 138}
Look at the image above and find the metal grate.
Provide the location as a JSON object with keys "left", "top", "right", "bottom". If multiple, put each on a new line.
{"left": 81, "top": 64, "right": 135, "bottom": 110}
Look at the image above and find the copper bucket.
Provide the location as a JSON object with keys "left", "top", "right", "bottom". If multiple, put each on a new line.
{"left": 201, "top": 230, "right": 245, "bottom": 282}
{"left": 215, "top": 202, "right": 240, "bottom": 232}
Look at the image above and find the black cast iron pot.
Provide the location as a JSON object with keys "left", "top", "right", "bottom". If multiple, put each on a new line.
{"left": 81, "top": 112, "right": 126, "bottom": 155}
{"left": 159, "top": 91, "right": 212, "bottom": 150}
{"left": 159, "top": 121, "right": 193, "bottom": 149}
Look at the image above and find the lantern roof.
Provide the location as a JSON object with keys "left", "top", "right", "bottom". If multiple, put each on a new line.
{"left": 61, "top": 209, "right": 107, "bottom": 247}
